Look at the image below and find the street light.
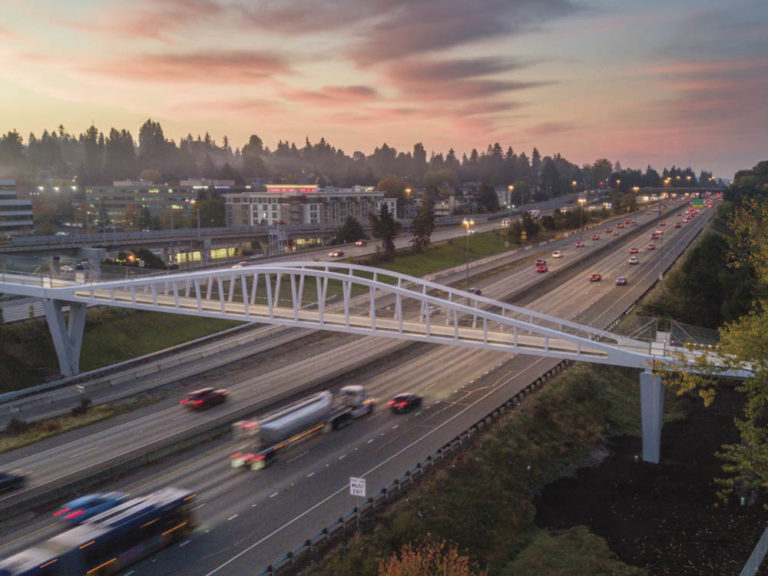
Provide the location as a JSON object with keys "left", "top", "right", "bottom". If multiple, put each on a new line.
{"left": 507, "top": 185, "right": 514, "bottom": 220}
{"left": 404, "top": 188, "right": 411, "bottom": 233}
{"left": 578, "top": 197, "right": 586, "bottom": 244}
{"left": 462, "top": 217, "right": 474, "bottom": 291}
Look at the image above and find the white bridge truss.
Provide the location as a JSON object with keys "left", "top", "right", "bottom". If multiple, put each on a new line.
{"left": 0, "top": 262, "right": 736, "bottom": 378}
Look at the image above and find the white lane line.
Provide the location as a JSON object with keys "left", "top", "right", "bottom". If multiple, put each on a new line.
{"left": 228, "top": 514, "right": 238, "bottom": 521}
{"left": 306, "top": 472, "right": 315, "bottom": 478}
{"left": 179, "top": 540, "right": 190, "bottom": 547}
{"left": 367, "top": 438, "right": 374, "bottom": 444}
{"left": 392, "top": 424, "right": 399, "bottom": 429}
{"left": 338, "top": 454, "right": 346, "bottom": 460}
{"left": 206, "top": 359, "right": 544, "bottom": 576}
{"left": 269, "top": 492, "right": 279, "bottom": 498}
{"left": 287, "top": 450, "right": 309, "bottom": 463}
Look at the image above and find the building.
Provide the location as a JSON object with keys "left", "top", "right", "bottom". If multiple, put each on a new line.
{"left": 224, "top": 185, "right": 397, "bottom": 227}
{"left": 0, "top": 179, "right": 34, "bottom": 236}
{"left": 83, "top": 180, "right": 243, "bottom": 228}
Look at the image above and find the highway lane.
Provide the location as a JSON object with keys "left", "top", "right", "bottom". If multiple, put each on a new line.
{"left": 0, "top": 198, "right": 714, "bottom": 570}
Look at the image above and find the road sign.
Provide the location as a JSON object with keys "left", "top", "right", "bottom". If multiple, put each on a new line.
{"left": 349, "top": 476, "right": 366, "bottom": 497}
{"left": 521, "top": 231, "right": 527, "bottom": 241}
{"left": 692, "top": 199, "right": 704, "bottom": 207}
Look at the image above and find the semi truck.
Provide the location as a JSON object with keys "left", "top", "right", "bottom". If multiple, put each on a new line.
{"left": 229, "top": 385, "right": 375, "bottom": 470}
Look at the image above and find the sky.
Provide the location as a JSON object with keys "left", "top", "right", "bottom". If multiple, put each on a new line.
{"left": 1, "top": 0, "right": 767, "bottom": 180}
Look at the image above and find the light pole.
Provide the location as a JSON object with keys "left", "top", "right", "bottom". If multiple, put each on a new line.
{"left": 404, "top": 188, "right": 411, "bottom": 233}
{"left": 462, "top": 217, "right": 474, "bottom": 291}
{"left": 578, "top": 197, "right": 586, "bottom": 244}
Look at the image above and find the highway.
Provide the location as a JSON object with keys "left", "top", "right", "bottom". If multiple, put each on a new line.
{"left": 0, "top": 198, "right": 715, "bottom": 573}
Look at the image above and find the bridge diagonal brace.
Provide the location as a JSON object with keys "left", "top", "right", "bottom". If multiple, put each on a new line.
{"left": 42, "top": 299, "right": 87, "bottom": 377}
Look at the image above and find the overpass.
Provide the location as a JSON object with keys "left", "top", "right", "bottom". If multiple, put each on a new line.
{"left": 0, "top": 262, "right": 747, "bottom": 463}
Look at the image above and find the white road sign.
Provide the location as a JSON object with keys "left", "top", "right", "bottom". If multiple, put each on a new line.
{"left": 349, "top": 476, "right": 366, "bottom": 498}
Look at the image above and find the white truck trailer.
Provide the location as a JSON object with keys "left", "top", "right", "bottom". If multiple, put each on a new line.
{"left": 230, "top": 385, "right": 375, "bottom": 470}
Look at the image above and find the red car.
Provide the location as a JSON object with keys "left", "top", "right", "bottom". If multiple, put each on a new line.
{"left": 674, "top": 222, "right": 682, "bottom": 228}
{"left": 180, "top": 387, "right": 228, "bottom": 410}
{"left": 615, "top": 276, "right": 628, "bottom": 286}
{"left": 589, "top": 273, "right": 601, "bottom": 282}
{"left": 646, "top": 243, "right": 656, "bottom": 250}
{"left": 629, "top": 248, "right": 639, "bottom": 254}
{"left": 536, "top": 265, "right": 548, "bottom": 273}
{"left": 604, "top": 227, "right": 612, "bottom": 233}
{"left": 591, "top": 234, "right": 600, "bottom": 240}
{"left": 536, "top": 258, "right": 546, "bottom": 266}
{"left": 574, "top": 241, "right": 585, "bottom": 248}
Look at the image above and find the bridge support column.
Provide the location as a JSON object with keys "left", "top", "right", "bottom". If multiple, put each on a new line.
{"left": 42, "top": 299, "right": 87, "bottom": 377}
{"left": 640, "top": 370, "right": 664, "bottom": 463}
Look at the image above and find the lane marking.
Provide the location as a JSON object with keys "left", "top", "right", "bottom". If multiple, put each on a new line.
{"left": 205, "top": 357, "right": 549, "bottom": 575}
{"left": 228, "top": 514, "right": 238, "bottom": 521}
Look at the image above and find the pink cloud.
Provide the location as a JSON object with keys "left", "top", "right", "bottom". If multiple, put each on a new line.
{"left": 81, "top": 50, "right": 292, "bottom": 83}
{"left": 66, "top": 0, "right": 226, "bottom": 42}
{"left": 281, "top": 85, "right": 378, "bottom": 106}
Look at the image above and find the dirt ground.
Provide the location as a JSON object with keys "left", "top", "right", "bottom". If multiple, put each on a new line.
{"left": 535, "top": 385, "right": 768, "bottom": 575}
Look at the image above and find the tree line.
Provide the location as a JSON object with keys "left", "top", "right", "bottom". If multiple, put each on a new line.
{"left": 0, "top": 120, "right": 711, "bottom": 199}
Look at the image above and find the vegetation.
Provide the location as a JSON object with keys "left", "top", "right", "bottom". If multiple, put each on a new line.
{"left": 304, "top": 364, "right": 679, "bottom": 576}
{"left": 0, "top": 309, "right": 240, "bottom": 392}
{"left": 2, "top": 121, "right": 714, "bottom": 214}
{"left": 650, "top": 160, "right": 768, "bottom": 505}
{"left": 369, "top": 203, "right": 400, "bottom": 261}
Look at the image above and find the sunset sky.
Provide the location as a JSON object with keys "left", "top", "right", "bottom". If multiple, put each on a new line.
{"left": 2, "top": 0, "right": 766, "bottom": 180}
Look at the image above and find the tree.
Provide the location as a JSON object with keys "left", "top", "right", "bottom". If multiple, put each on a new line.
{"left": 334, "top": 216, "right": 365, "bottom": 244}
{"left": 410, "top": 197, "right": 434, "bottom": 253}
{"left": 379, "top": 540, "right": 487, "bottom": 576}
{"left": 476, "top": 184, "right": 499, "bottom": 212}
{"left": 369, "top": 203, "right": 399, "bottom": 260}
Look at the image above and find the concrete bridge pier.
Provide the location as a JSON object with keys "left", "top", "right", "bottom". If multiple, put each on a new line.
{"left": 42, "top": 299, "right": 87, "bottom": 377}
{"left": 640, "top": 370, "right": 664, "bottom": 463}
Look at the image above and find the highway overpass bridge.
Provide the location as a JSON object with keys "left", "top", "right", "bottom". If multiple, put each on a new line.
{"left": 0, "top": 262, "right": 747, "bottom": 463}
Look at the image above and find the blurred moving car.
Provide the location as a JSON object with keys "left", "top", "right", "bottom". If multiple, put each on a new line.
{"left": 0, "top": 471, "right": 25, "bottom": 494}
{"left": 629, "top": 247, "right": 639, "bottom": 254}
{"left": 328, "top": 250, "right": 345, "bottom": 257}
{"left": 628, "top": 256, "right": 639, "bottom": 265}
{"left": 180, "top": 387, "right": 228, "bottom": 410}
{"left": 535, "top": 258, "right": 546, "bottom": 266}
{"left": 646, "top": 243, "right": 656, "bottom": 250}
{"left": 574, "top": 241, "right": 585, "bottom": 248}
{"left": 552, "top": 250, "right": 562, "bottom": 258}
{"left": 388, "top": 393, "right": 422, "bottom": 414}
{"left": 536, "top": 265, "right": 548, "bottom": 273}
{"left": 231, "top": 261, "right": 249, "bottom": 269}
{"left": 53, "top": 492, "right": 126, "bottom": 524}
{"left": 591, "top": 234, "right": 600, "bottom": 240}
{"left": 354, "top": 239, "right": 367, "bottom": 246}
{"left": 615, "top": 276, "right": 628, "bottom": 286}
{"left": 589, "top": 273, "right": 602, "bottom": 282}
{"left": 467, "top": 287, "right": 482, "bottom": 295}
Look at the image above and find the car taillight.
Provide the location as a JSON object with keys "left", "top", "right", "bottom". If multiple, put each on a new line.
{"left": 179, "top": 399, "right": 188, "bottom": 404}
{"left": 193, "top": 400, "right": 203, "bottom": 405}
{"left": 65, "top": 510, "right": 86, "bottom": 520}
{"left": 388, "top": 400, "right": 396, "bottom": 406}
{"left": 230, "top": 452, "right": 242, "bottom": 459}
{"left": 398, "top": 402, "right": 407, "bottom": 408}
{"left": 53, "top": 507, "right": 71, "bottom": 517}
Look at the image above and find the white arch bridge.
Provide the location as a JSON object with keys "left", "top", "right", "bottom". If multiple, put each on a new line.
{"left": 0, "top": 262, "right": 747, "bottom": 462}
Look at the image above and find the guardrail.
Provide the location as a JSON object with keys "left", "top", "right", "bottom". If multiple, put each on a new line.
{"left": 253, "top": 360, "right": 571, "bottom": 576}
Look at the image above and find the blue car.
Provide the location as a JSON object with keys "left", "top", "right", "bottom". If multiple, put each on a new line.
{"left": 52, "top": 491, "right": 126, "bottom": 524}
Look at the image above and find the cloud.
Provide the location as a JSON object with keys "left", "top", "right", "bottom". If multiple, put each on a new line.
{"left": 81, "top": 50, "right": 293, "bottom": 83}
{"left": 383, "top": 56, "right": 548, "bottom": 101}
{"left": 281, "top": 85, "right": 379, "bottom": 106}
{"left": 525, "top": 122, "right": 578, "bottom": 137}
{"left": 346, "top": 0, "right": 580, "bottom": 66}
{"left": 67, "top": 0, "right": 227, "bottom": 42}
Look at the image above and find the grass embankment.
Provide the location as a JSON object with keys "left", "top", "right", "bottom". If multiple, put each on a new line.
{"left": 0, "top": 308, "right": 240, "bottom": 393}
{"left": 304, "top": 364, "right": 686, "bottom": 576}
